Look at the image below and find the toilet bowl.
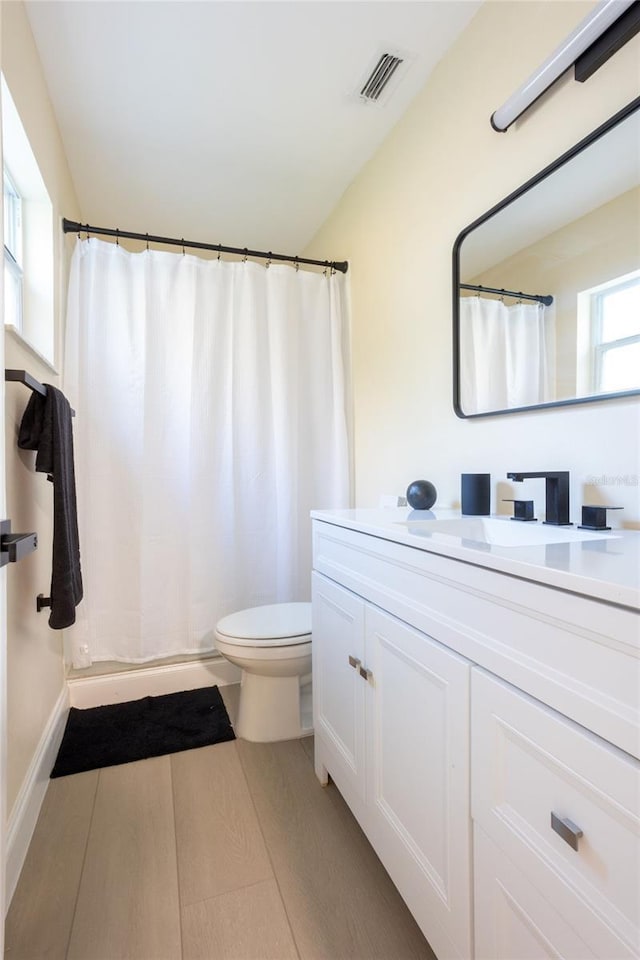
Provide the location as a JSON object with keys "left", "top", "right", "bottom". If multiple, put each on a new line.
{"left": 214, "top": 602, "right": 312, "bottom": 743}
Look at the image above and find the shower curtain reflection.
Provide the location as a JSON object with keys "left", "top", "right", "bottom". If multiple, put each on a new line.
{"left": 459, "top": 296, "right": 555, "bottom": 414}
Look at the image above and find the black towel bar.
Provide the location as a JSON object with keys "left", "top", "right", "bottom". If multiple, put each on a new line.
{"left": 0, "top": 521, "right": 38, "bottom": 568}
{"left": 5, "top": 369, "right": 75, "bottom": 416}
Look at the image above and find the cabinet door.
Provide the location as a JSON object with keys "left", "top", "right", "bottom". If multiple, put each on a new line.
{"left": 364, "top": 605, "right": 472, "bottom": 960}
{"left": 311, "top": 573, "right": 366, "bottom": 805}
{"left": 474, "top": 827, "right": 597, "bottom": 960}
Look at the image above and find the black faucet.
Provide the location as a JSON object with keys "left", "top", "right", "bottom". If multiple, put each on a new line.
{"left": 506, "top": 472, "right": 572, "bottom": 526}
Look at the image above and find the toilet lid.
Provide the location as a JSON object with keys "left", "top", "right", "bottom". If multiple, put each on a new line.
{"left": 215, "top": 602, "right": 312, "bottom": 647}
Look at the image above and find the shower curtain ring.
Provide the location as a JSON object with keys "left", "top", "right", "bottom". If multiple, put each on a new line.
{"left": 266, "top": 252, "right": 272, "bottom": 269}
{"left": 145, "top": 233, "right": 149, "bottom": 251}
{"left": 181, "top": 238, "right": 185, "bottom": 256}
{"left": 217, "top": 244, "right": 222, "bottom": 261}
{"left": 243, "top": 248, "right": 248, "bottom": 263}
{"left": 116, "top": 228, "right": 120, "bottom": 246}
{"left": 294, "top": 256, "right": 299, "bottom": 272}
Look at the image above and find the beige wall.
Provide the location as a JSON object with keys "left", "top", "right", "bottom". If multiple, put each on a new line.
{"left": 0, "top": 1, "right": 7, "bottom": 921}
{"left": 304, "top": 0, "right": 640, "bottom": 526}
{"left": 2, "top": 0, "right": 80, "bottom": 817}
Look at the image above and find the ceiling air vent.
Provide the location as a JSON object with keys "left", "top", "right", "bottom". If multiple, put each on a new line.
{"left": 359, "top": 53, "right": 404, "bottom": 103}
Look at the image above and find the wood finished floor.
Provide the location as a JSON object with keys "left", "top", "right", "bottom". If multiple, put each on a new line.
{"left": 5, "top": 686, "right": 436, "bottom": 960}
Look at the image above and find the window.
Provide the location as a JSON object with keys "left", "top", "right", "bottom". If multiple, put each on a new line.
{"left": 4, "top": 167, "right": 23, "bottom": 333}
{"left": 591, "top": 273, "right": 640, "bottom": 393}
{"left": 577, "top": 270, "right": 640, "bottom": 395}
{"left": 2, "top": 73, "right": 54, "bottom": 363}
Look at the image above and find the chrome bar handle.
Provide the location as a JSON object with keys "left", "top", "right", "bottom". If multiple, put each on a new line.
{"left": 348, "top": 655, "right": 361, "bottom": 670}
{"left": 551, "top": 812, "right": 583, "bottom": 851}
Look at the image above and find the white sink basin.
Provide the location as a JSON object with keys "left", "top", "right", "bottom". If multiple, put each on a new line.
{"left": 394, "top": 516, "right": 619, "bottom": 547}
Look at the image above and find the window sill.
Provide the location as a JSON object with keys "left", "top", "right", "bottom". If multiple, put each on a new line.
{"left": 5, "top": 324, "right": 58, "bottom": 375}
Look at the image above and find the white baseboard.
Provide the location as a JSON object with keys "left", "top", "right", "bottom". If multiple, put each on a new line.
{"left": 67, "top": 656, "right": 241, "bottom": 709}
{"left": 6, "top": 686, "right": 69, "bottom": 913}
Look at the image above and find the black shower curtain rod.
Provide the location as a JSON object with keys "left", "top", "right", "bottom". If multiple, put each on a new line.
{"left": 62, "top": 219, "right": 349, "bottom": 274}
{"left": 460, "top": 282, "right": 553, "bottom": 306}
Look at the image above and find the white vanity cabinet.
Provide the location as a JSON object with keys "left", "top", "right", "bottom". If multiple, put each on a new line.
{"left": 312, "top": 572, "right": 473, "bottom": 960}
{"left": 311, "top": 513, "right": 640, "bottom": 960}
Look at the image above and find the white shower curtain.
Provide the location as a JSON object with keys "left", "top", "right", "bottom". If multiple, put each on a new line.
{"left": 64, "top": 239, "right": 350, "bottom": 666}
{"left": 459, "top": 297, "right": 555, "bottom": 414}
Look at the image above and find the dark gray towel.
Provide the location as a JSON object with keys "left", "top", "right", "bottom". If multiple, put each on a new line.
{"left": 18, "top": 385, "right": 83, "bottom": 629}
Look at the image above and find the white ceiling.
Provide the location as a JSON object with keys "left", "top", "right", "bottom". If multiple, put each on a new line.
{"left": 25, "top": 1, "right": 480, "bottom": 257}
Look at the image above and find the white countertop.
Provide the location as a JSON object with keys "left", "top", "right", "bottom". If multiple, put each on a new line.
{"left": 311, "top": 507, "right": 640, "bottom": 610}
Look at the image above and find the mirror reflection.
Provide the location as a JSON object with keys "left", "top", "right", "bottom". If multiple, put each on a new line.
{"left": 454, "top": 97, "right": 640, "bottom": 417}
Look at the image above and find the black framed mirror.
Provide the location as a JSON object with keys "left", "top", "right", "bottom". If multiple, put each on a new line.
{"left": 453, "top": 96, "right": 640, "bottom": 418}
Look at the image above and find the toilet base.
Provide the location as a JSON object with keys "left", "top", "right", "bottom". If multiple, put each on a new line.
{"left": 236, "top": 672, "right": 312, "bottom": 742}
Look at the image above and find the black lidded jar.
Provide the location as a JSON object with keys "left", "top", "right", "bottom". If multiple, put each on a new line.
{"left": 461, "top": 473, "right": 491, "bottom": 516}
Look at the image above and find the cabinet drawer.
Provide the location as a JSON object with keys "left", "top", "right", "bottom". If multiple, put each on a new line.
{"left": 472, "top": 668, "right": 640, "bottom": 958}
{"left": 474, "top": 826, "right": 597, "bottom": 959}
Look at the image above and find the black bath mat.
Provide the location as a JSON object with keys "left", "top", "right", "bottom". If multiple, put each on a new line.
{"left": 51, "top": 685, "right": 235, "bottom": 778}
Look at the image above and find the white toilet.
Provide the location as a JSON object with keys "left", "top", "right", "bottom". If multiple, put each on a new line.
{"left": 214, "top": 602, "right": 312, "bottom": 742}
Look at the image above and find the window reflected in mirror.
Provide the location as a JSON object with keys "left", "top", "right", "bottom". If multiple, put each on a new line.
{"left": 580, "top": 270, "right": 640, "bottom": 394}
